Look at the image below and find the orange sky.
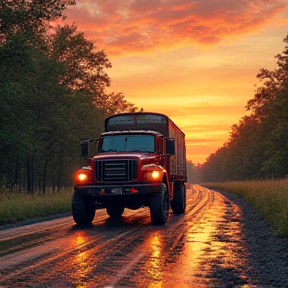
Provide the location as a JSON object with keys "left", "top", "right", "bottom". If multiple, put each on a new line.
{"left": 64, "top": 0, "right": 288, "bottom": 164}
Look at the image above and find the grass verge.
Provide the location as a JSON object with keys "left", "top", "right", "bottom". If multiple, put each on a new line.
{"left": 0, "top": 187, "right": 73, "bottom": 226}
{"left": 203, "top": 180, "right": 288, "bottom": 238}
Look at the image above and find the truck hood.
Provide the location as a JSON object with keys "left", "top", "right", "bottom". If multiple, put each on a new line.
{"left": 93, "top": 152, "right": 157, "bottom": 161}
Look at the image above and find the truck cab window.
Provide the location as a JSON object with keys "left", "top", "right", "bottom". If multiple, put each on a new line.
{"left": 101, "top": 135, "right": 155, "bottom": 153}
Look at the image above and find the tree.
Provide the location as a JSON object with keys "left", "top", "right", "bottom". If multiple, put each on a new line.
{"left": 0, "top": 0, "right": 75, "bottom": 44}
{"left": 0, "top": 0, "right": 136, "bottom": 191}
{"left": 258, "top": 84, "right": 288, "bottom": 178}
{"left": 49, "top": 24, "right": 136, "bottom": 114}
{"left": 246, "top": 36, "right": 288, "bottom": 119}
{"left": 200, "top": 33, "right": 288, "bottom": 182}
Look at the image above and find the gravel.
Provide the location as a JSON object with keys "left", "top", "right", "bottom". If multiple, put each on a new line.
{"left": 219, "top": 190, "right": 288, "bottom": 288}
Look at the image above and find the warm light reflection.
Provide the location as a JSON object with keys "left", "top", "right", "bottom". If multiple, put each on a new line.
{"left": 76, "top": 234, "right": 85, "bottom": 245}
{"left": 75, "top": 251, "right": 88, "bottom": 277}
{"left": 166, "top": 190, "right": 249, "bottom": 285}
{"left": 179, "top": 220, "right": 217, "bottom": 283}
{"left": 145, "top": 233, "right": 163, "bottom": 288}
{"left": 70, "top": 232, "right": 93, "bottom": 284}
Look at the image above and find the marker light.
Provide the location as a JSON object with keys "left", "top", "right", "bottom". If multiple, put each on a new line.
{"left": 130, "top": 187, "right": 138, "bottom": 193}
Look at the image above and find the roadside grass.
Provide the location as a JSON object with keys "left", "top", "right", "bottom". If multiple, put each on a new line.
{"left": 0, "top": 187, "right": 73, "bottom": 226}
{"left": 203, "top": 180, "right": 288, "bottom": 238}
{"left": 2, "top": 181, "right": 288, "bottom": 239}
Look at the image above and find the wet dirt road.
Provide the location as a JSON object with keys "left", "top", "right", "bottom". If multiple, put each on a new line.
{"left": 0, "top": 185, "right": 287, "bottom": 288}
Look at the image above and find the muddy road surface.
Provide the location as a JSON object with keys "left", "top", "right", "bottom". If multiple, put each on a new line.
{"left": 0, "top": 185, "right": 288, "bottom": 288}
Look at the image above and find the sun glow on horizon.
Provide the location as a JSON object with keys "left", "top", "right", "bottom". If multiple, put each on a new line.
{"left": 64, "top": 0, "right": 288, "bottom": 164}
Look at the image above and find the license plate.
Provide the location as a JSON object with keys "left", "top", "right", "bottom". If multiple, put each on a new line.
{"left": 111, "top": 188, "right": 122, "bottom": 194}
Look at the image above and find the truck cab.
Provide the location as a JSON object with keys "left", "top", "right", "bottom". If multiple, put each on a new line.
{"left": 72, "top": 112, "right": 187, "bottom": 225}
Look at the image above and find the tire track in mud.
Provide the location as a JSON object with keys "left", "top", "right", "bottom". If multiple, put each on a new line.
{"left": 0, "top": 206, "right": 151, "bottom": 259}
{"left": 0, "top": 225, "right": 145, "bottom": 284}
{"left": 0, "top": 214, "right": 110, "bottom": 258}
{"left": 0, "top": 186, "right": 214, "bottom": 287}
{"left": 107, "top": 186, "right": 216, "bottom": 288}
{"left": 0, "top": 210, "right": 150, "bottom": 280}
{"left": 99, "top": 186, "right": 215, "bottom": 288}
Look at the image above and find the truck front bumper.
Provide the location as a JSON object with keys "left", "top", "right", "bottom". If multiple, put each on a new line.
{"left": 74, "top": 182, "right": 163, "bottom": 197}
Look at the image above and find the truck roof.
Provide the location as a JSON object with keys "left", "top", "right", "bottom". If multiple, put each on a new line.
{"left": 101, "top": 130, "right": 163, "bottom": 137}
{"left": 105, "top": 112, "right": 185, "bottom": 138}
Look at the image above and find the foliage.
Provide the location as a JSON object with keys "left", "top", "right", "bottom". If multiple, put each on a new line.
{"left": 204, "top": 180, "right": 288, "bottom": 238}
{"left": 198, "top": 34, "right": 288, "bottom": 181}
{"left": 0, "top": 0, "right": 136, "bottom": 192}
{"left": 0, "top": 0, "right": 72, "bottom": 45}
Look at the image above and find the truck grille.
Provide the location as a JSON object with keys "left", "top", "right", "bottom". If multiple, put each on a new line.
{"left": 95, "top": 160, "right": 138, "bottom": 182}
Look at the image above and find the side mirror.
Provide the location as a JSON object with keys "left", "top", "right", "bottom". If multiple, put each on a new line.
{"left": 166, "top": 138, "right": 175, "bottom": 155}
{"left": 80, "top": 139, "right": 98, "bottom": 160}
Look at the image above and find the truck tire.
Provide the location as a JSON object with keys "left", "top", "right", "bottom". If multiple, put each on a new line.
{"left": 171, "top": 182, "right": 186, "bottom": 214}
{"left": 106, "top": 205, "right": 125, "bottom": 217}
{"left": 150, "top": 183, "right": 170, "bottom": 225}
{"left": 72, "top": 193, "right": 95, "bottom": 225}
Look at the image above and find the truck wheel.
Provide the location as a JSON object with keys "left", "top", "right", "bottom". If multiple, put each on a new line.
{"left": 150, "top": 183, "right": 170, "bottom": 225}
{"left": 106, "top": 205, "right": 125, "bottom": 217}
{"left": 72, "top": 193, "right": 95, "bottom": 225}
{"left": 171, "top": 182, "right": 186, "bottom": 214}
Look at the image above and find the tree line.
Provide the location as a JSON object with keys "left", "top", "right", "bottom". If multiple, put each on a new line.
{"left": 0, "top": 0, "right": 136, "bottom": 192}
{"left": 196, "top": 34, "right": 288, "bottom": 183}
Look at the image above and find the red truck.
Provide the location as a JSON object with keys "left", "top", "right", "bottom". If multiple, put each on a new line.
{"left": 73, "top": 112, "right": 187, "bottom": 225}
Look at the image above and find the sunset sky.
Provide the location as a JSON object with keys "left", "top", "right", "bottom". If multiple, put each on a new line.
{"left": 64, "top": 0, "right": 288, "bottom": 164}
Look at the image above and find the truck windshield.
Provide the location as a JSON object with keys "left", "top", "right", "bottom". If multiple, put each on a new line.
{"left": 101, "top": 134, "right": 155, "bottom": 153}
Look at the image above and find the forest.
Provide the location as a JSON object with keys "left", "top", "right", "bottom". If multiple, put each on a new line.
{"left": 196, "top": 34, "right": 288, "bottom": 183}
{"left": 0, "top": 0, "right": 136, "bottom": 193}
{"left": 3, "top": 2, "right": 288, "bottom": 192}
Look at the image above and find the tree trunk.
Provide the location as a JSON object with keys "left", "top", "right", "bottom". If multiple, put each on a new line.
{"left": 14, "top": 158, "right": 19, "bottom": 186}
{"left": 42, "top": 152, "right": 49, "bottom": 194}
{"left": 26, "top": 158, "right": 31, "bottom": 192}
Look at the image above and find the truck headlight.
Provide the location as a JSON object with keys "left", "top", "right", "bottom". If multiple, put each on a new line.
{"left": 145, "top": 171, "right": 161, "bottom": 181}
{"left": 142, "top": 164, "right": 165, "bottom": 182}
{"left": 151, "top": 171, "right": 160, "bottom": 179}
{"left": 78, "top": 173, "right": 88, "bottom": 182}
{"left": 74, "top": 167, "right": 91, "bottom": 185}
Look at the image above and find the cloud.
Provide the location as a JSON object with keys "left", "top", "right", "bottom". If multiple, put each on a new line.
{"left": 64, "top": 0, "right": 288, "bottom": 55}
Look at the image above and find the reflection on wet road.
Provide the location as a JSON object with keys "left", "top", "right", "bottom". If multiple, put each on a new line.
{"left": 0, "top": 185, "right": 280, "bottom": 287}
